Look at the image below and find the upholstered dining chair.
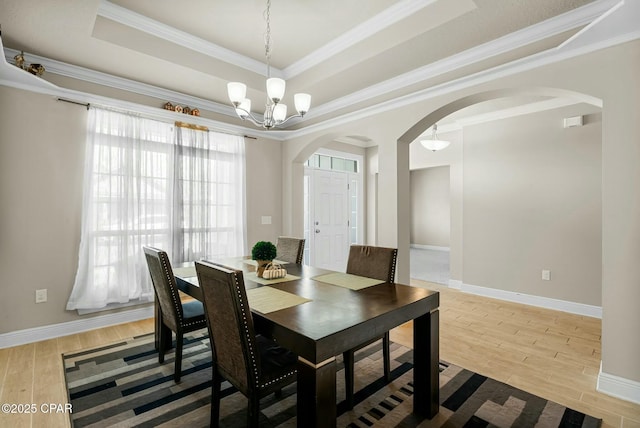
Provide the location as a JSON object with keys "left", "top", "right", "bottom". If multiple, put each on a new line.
{"left": 275, "top": 236, "right": 305, "bottom": 264}
{"left": 343, "top": 244, "right": 398, "bottom": 409}
{"left": 194, "top": 260, "right": 298, "bottom": 428}
{"left": 143, "top": 246, "right": 207, "bottom": 383}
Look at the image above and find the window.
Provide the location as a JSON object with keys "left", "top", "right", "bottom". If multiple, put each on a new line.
{"left": 306, "top": 154, "right": 358, "bottom": 173}
{"left": 67, "top": 108, "right": 245, "bottom": 310}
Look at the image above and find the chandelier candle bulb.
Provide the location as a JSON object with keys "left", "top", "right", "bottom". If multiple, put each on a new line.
{"left": 227, "top": 82, "right": 247, "bottom": 105}
{"left": 273, "top": 104, "right": 287, "bottom": 122}
{"left": 295, "top": 93, "right": 311, "bottom": 114}
{"left": 266, "top": 78, "right": 286, "bottom": 103}
{"left": 237, "top": 99, "right": 251, "bottom": 118}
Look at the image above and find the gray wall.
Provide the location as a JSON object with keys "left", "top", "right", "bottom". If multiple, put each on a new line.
{"left": 462, "top": 106, "right": 602, "bottom": 306}
{"left": 0, "top": 86, "right": 283, "bottom": 334}
{"left": 410, "top": 166, "right": 450, "bottom": 247}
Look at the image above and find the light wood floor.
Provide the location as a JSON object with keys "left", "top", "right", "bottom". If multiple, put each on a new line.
{"left": 1, "top": 281, "right": 638, "bottom": 427}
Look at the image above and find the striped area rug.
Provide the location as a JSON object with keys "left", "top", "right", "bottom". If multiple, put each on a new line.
{"left": 63, "top": 331, "right": 601, "bottom": 427}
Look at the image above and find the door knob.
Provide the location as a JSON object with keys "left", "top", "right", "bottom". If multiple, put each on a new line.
{"left": 315, "top": 229, "right": 320, "bottom": 233}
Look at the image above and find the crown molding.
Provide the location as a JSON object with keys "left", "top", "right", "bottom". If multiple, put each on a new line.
{"left": 290, "top": 26, "right": 636, "bottom": 140}
{"left": 2, "top": 0, "right": 637, "bottom": 142}
{"left": 307, "top": 0, "right": 620, "bottom": 120}
{"left": 282, "top": 0, "right": 440, "bottom": 78}
{"left": 97, "top": 0, "right": 279, "bottom": 78}
{"left": 3, "top": 46, "right": 241, "bottom": 118}
{"left": 97, "top": 0, "right": 442, "bottom": 81}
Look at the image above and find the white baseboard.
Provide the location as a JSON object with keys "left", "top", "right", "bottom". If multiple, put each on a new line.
{"left": 597, "top": 363, "right": 640, "bottom": 404}
{"left": 448, "top": 279, "right": 462, "bottom": 289}
{"left": 411, "top": 244, "right": 450, "bottom": 252}
{"left": 458, "top": 282, "right": 602, "bottom": 318}
{"left": 0, "top": 306, "right": 154, "bottom": 349}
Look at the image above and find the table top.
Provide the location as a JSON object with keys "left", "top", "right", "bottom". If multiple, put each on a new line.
{"left": 174, "top": 258, "right": 439, "bottom": 363}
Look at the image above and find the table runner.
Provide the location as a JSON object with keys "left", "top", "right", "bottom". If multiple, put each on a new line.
{"left": 312, "top": 272, "right": 384, "bottom": 290}
{"left": 246, "top": 287, "right": 311, "bottom": 314}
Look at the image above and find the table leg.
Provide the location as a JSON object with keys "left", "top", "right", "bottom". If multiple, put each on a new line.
{"left": 296, "top": 356, "right": 337, "bottom": 428}
{"left": 413, "top": 309, "right": 439, "bottom": 418}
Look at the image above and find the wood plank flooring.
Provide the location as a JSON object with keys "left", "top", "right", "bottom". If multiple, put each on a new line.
{"left": 1, "top": 282, "right": 638, "bottom": 427}
{"left": 390, "top": 281, "right": 640, "bottom": 428}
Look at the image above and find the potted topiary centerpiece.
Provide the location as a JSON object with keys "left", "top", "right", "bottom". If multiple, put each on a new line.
{"left": 251, "top": 241, "right": 277, "bottom": 278}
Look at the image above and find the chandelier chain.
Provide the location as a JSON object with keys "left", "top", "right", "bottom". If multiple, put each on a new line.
{"left": 264, "top": 0, "right": 272, "bottom": 78}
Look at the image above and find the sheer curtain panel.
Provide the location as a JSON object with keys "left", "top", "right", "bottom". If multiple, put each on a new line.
{"left": 67, "top": 108, "right": 245, "bottom": 310}
{"left": 172, "top": 126, "right": 246, "bottom": 262}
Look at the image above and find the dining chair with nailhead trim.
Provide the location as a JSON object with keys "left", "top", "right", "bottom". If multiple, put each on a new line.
{"left": 143, "top": 246, "right": 207, "bottom": 383}
{"left": 195, "top": 260, "right": 298, "bottom": 427}
{"left": 343, "top": 245, "right": 398, "bottom": 410}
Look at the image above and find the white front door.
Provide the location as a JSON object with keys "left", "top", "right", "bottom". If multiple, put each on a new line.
{"left": 312, "top": 169, "right": 349, "bottom": 271}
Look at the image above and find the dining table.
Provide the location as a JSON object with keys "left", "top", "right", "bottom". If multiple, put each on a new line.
{"left": 163, "top": 258, "right": 440, "bottom": 428}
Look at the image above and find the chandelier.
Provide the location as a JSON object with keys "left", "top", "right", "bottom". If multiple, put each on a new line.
{"left": 420, "top": 124, "right": 450, "bottom": 151}
{"left": 227, "top": 0, "right": 311, "bottom": 129}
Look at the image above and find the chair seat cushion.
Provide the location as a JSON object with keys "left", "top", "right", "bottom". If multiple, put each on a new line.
{"left": 255, "top": 335, "right": 297, "bottom": 385}
{"left": 182, "top": 300, "right": 205, "bottom": 321}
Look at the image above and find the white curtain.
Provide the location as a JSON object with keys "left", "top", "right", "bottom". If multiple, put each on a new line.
{"left": 67, "top": 108, "right": 246, "bottom": 310}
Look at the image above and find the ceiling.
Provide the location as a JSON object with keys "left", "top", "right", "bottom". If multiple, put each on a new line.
{"left": 0, "top": 0, "right": 638, "bottom": 140}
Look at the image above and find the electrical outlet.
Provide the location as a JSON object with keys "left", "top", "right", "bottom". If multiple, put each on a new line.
{"left": 541, "top": 270, "right": 551, "bottom": 281}
{"left": 35, "top": 289, "right": 47, "bottom": 303}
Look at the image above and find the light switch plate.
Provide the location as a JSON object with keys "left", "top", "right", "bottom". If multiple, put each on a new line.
{"left": 261, "top": 216, "right": 272, "bottom": 225}
{"left": 35, "top": 289, "right": 47, "bottom": 303}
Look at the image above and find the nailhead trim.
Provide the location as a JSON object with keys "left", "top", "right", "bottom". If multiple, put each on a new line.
{"left": 390, "top": 249, "right": 398, "bottom": 282}
{"left": 260, "top": 369, "right": 296, "bottom": 388}
{"left": 159, "top": 252, "right": 182, "bottom": 319}
{"left": 232, "top": 272, "right": 260, "bottom": 387}
{"left": 230, "top": 271, "right": 297, "bottom": 388}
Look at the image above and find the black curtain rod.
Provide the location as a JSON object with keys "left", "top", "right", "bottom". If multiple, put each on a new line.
{"left": 57, "top": 98, "right": 90, "bottom": 110}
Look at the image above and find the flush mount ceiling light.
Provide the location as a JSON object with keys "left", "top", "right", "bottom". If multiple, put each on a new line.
{"left": 420, "top": 124, "right": 450, "bottom": 151}
{"left": 227, "top": 0, "right": 311, "bottom": 129}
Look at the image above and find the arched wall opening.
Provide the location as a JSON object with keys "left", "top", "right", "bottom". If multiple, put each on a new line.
{"left": 395, "top": 86, "right": 603, "bottom": 300}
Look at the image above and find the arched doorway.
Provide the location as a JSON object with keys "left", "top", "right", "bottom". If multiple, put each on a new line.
{"left": 398, "top": 88, "right": 603, "bottom": 307}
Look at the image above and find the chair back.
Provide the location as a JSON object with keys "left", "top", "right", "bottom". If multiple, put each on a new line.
{"left": 143, "top": 246, "right": 183, "bottom": 331}
{"left": 195, "top": 261, "right": 261, "bottom": 395}
{"left": 346, "top": 245, "right": 398, "bottom": 283}
{"left": 276, "top": 236, "right": 305, "bottom": 264}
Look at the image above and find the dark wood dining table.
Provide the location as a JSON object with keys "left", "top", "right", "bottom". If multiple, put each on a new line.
{"left": 164, "top": 259, "right": 440, "bottom": 428}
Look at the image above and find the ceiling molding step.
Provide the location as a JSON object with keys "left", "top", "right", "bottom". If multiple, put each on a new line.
{"left": 97, "top": 0, "right": 280, "bottom": 78}
{"left": 291, "top": 29, "right": 631, "bottom": 141}
{"left": 3, "top": 46, "right": 238, "bottom": 118}
{"left": 282, "top": 0, "right": 440, "bottom": 79}
{"left": 307, "top": 0, "right": 620, "bottom": 120}
{"left": 1, "top": 36, "right": 280, "bottom": 140}
{"left": 23, "top": 0, "right": 620, "bottom": 130}
{"left": 5, "top": 20, "right": 632, "bottom": 143}
{"left": 3, "top": 0, "right": 637, "bottom": 142}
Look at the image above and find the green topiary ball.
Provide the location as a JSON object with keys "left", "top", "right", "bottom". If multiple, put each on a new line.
{"left": 251, "top": 241, "right": 277, "bottom": 261}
